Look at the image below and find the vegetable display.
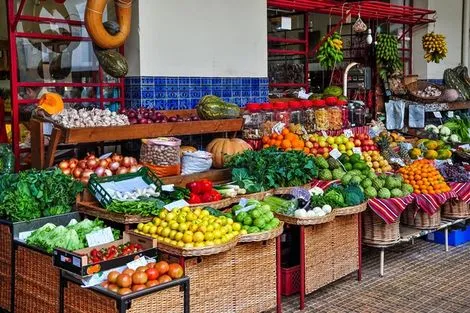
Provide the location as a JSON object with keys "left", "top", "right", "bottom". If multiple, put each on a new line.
{"left": 0, "top": 169, "right": 83, "bottom": 222}
{"left": 398, "top": 159, "right": 451, "bottom": 194}
{"left": 89, "top": 242, "right": 143, "bottom": 263}
{"left": 119, "top": 107, "right": 199, "bottom": 124}
{"left": 101, "top": 261, "right": 184, "bottom": 295}
{"left": 26, "top": 218, "right": 119, "bottom": 253}
{"left": 52, "top": 108, "right": 129, "bottom": 128}
{"left": 230, "top": 199, "right": 280, "bottom": 234}
{"left": 227, "top": 148, "right": 318, "bottom": 193}
{"left": 186, "top": 180, "right": 222, "bottom": 204}
{"left": 438, "top": 163, "right": 470, "bottom": 182}
{"left": 206, "top": 138, "right": 252, "bottom": 168}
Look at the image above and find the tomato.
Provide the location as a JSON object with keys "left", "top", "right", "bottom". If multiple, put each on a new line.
{"left": 155, "top": 261, "right": 169, "bottom": 275}
{"left": 100, "top": 281, "right": 109, "bottom": 288}
{"left": 158, "top": 274, "right": 172, "bottom": 284}
{"left": 145, "top": 268, "right": 159, "bottom": 281}
{"left": 107, "top": 271, "right": 120, "bottom": 284}
{"left": 132, "top": 284, "right": 147, "bottom": 292}
{"left": 146, "top": 280, "right": 159, "bottom": 288}
{"left": 118, "top": 287, "right": 132, "bottom": 295}
{"left": 147, "top": 262, "right": 156, "bottom": 269}
{"left": 122, "top": 268, "right": 135, "bottom": 276}
{"left": 167, "top": 264, "right": 184, "bottom": 279}
{"left": 107, "top": 284, "right": 119, "bottom": 293}
{"left": 132, "top": 272, "right": 148, "bottom": 285}
{"left": 116, "top": 274, "right": 132, "bottom": 288}
{"left": 135, "top": 266, "right": 149, "bottom": 273}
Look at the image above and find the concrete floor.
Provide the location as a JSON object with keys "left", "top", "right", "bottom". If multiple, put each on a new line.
{"left": 281, "top": 240, "right": 470, "bottom": 313}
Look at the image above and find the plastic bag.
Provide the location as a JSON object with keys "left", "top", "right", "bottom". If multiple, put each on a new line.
{"left": 408, "top": 104, "right": 425, "bottom": 128}
{"left": 0, "top": 144, "right": 14, "bottom": 174}
{"left": 181, "top": 151, "right": 213, "bottom": 175}
{"left": 385, "top": 100, "right": 405, "bottom": 130}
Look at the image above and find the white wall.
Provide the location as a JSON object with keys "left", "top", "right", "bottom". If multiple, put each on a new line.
{"left": 135, "top": 0, "right": 267, "bottom": 77}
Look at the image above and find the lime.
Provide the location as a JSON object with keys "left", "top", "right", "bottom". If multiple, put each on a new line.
{"left": 175, "top": 232, "right": 184, "bottom": 241}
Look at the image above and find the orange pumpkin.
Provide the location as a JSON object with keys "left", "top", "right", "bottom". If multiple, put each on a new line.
{"left": 38, "top": 93, "right": 64, "bottom": 115}
{"left": 206, "top": 138, "right": 252, "bottom": 168}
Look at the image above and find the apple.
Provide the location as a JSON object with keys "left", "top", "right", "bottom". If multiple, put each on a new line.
{"left": 313, "top": 142, "right": 320, "bottom": 149}
{"left": 311, "top": 148, "right": 318, "bottom": 155}
{"left": 354, "top": 139, "right": 362, "bottom": 147}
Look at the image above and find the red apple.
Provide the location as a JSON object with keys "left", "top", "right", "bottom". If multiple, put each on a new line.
{"left": 354, "top": 139, "right": 362, "bottom": 147}
{"left": 311, "top": 148, "right": 318, "bottom": 155}
{"left": 313, "top": 142, "right": 320, "bottom": 149}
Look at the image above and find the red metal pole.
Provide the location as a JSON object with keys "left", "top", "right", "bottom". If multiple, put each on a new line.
{"left": 12, "top": 0, "right": 26, "bottom": 30}
{"left": 357, "top": 213, "right": 362, "bottom": 281}
{"left": 304, "top": 13, "right": 310, "bottom": 92}
{"left": 299, "top": 225, "right": 305, "bottom": 310}
{"left": 6, "top": 0, "right": 20, "bottom": 171}
{"left": 276, "top": 236, "right": 282, "bottom": 313}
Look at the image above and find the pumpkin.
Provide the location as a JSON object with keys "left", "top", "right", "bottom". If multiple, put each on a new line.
{"left": 85, "top": 0, "right": 133, "bottom": 49}
{"left": 38, "top": 93, "right": 64, "bottom": 115}
{"left": 206, "top": 138, "right": 252, "bottom": 168}
{"left": 180, "top": 146, "right": 197, "bottom": 157}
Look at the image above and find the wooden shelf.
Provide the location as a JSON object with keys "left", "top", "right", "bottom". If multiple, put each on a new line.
{"left": 408, "top": 101, "right": 470, "bottom": 112}
{"left": 161, "top": 168, "right": 232, "bottom": 187}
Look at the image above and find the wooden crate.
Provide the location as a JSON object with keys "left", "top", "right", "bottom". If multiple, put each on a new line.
{"left": 233, "top": 240, "right": 277, "bottom": 313}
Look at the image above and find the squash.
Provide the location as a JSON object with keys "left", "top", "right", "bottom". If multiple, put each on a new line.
{"left": 38, "top": 93, "right": 64, "bottom": 115}
{"left": 94, "top": 49, "right": 128, "bottom": 78}
{"left": 196, "top": 95, "right": 241, "bottom": 120}
{"left": 206, "top": 138, "right": 252, "bottom": 168}
{"left": 85, "top": 0, "right": 133, "bottom": 49}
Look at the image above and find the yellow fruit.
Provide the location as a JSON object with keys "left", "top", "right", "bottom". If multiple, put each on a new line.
{"left": 137, "top": 223, "right": 144, "bottom": 231}
{"left": 182, "top": 232, "right": 193, "bottom": 243}
{"left": 177, "top": 241, "right": 185, "bottom": 248}
{"left": 160, "top": 221, "right": 168, "bottom": 228}
{"left": 194, "top": 242, "right": 205, "bottom": 248}
{"left": 149, "top": 226, "right": 157, "bottom": 235}
{"left": 240, "top": 229, "right": 248, "bottom": 235}
{"left": 163, "top": 237, "right": 171, "bottom": 244}
{"left": 142, "top": 225, "right": 151, "bottom": 234}
{"left": 165, "top": 212, "right": 175, "bottom": 222}
{"left": 162, "top": 227, "right": 171, "bottom": 238}
{"left": 232, "top": 223, "right": 241, "bottom": 231}
{"left": 159, "top": 210, "right": 168, "bottom": 219}
{"left": 338, "top": 144, "right": 346, "bottom": 152}
{"left": 152, "top": 218, "right": 161, "bottom": 226}
{"left": 184, "top": 243, "right": 194, "bottom": 248}
{"left": 345, "top": 142, "right": 355, "bottom": 150}
{"left": 193, "top": 231, "right": 204, "bottom": 243}
{"left": 326, "top": 137, "right": 335, "bottom": 145}
{"left": 425, "top": 140, "right": 438, "bottom": 150}
{"left": 409, "top": 148, "right": 422, "bottom": 159}
{"left": 424, "top": 149, "right": 438, "bottom": 160}
{"left": 346, "top": 150, "right": 353, "bottom": 156}
{"left": 170, "top": 240, "right": 178, "bottom": 246}
{"left": 169, "top": 230, "right": 177, "bottom": 239}
{"left": 214, "top": 239, "right": 222, "bottom": 245}
{"left": 305, "top": 141, "right": 313, "bottom": 148}
{"left": 213, "top": 229, "right": 222, "bottom": 239}
{"left": 175, "top": 232, "right": 184, "bottom": 241}
{"left": 170, "top": 221, "right": 179, "bottom": 230}
{"left": 205, "top": 240, "right": 214, "bottom": 246}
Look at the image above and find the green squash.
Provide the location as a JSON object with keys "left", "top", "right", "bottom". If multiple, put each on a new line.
{"left": 196, "top": 95, "right": 241, "bottom": 120}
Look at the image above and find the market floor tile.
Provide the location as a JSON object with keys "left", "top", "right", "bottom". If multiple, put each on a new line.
{"left": 278, "top": 239, "right": 470, "bottom": 313}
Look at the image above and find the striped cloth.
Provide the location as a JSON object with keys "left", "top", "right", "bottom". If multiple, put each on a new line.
{"left": 317, "top": 126, "right": 370, "bottom": 137}
{"left": 310, "top": 179, "right": 339, "bottom": 190}
{"left": 413, "top": 191, "right": 458, "bottom": 216}
{"left": 368, "top": 195, "right": 415, "bottom": 224}
{"left": 448, "top": 182, "right": 470, "bottom": 203}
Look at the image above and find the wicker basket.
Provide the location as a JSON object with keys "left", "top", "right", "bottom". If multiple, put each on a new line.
{"left": 442, "top": 199, "right": 470, "bottom": 218}
{"left": 335, "top": 202, "right": 367, "bottom": 216}
{"left": 0, "top": 224, "right": 11, "bottom": 312}
{"left": 233, "top": 239, "right": 277, "bottom": 313}
{"left": 332, "top": 215, "right": 359, "bottom": 280}
{"left": 362, "top": 209, "right": 400, "bottom": 246}
{"left": 188, "top": 197, "right": 235, "bottom": 209}
{"left": 239, "top": 222, "right": 284, "bottom": 243}
{"left": 76, "top": 200, "right": 153, "bottom": 224}
{"left": 14, "top": 245, "right": 60, "bottom": 313}
{"left": 64, "top": 280, "right": 184, "bottom": 313}
{"left": 156, "top": 235, "right": 240, "bottom": 257}
{"left": 304, "top": 222, "right": 335, "bottom": 294}
{"left": 273, "top": 184, "right": 312, "bottom": 195}
{"left": 275, "top": 211, "right": 336, "bottom": 226}
{"left": 401, "top": 204, "right": 441, "bottom": 229}
{"left": 406, "top": 80, "right": 444, "bottom": 103}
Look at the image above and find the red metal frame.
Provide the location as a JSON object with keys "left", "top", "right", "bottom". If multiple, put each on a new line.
{"left": 6, "top": 0, "right": 125, "bottom": 170}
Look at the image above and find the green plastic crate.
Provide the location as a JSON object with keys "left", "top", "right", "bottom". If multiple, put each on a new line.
{"left": 87, "top": 167, "right": 163, "bottom": 208}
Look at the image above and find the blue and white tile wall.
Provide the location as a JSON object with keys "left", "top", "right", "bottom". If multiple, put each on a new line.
{"left": 125, "top": 76, "right": 269, "bottom": 109}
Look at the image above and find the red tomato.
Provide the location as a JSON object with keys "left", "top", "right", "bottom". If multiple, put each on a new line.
{"left": 146, "top": 280, "right": 160, "bottom": 288}
{"left": 155, "top": 261, "right": 169, "bottom": 275}
{"left": 132, "top": 272, "right": 148, "bottom": 285}
{"left": 107, "top": 284, "right": 119, "bottom": 293}
{"left": 132, "top": 284, "right": 147, "bottom": 292}
{"left": 158, "top": 274, "right": 172, "bottom": 284}
{"left": 145, "top": 268, "right": 159, "bottom": 281}
{"left": 116, "top": 274, "right": 132, "bottom": 288}
{"left": 167, "top": 264, "right": 184, "bottom": 279}
{"left": 107, "top": 271, "right": 120, "bottom": 284}
{"left": 118, "top": 287, "right": 132, "bottom": 295}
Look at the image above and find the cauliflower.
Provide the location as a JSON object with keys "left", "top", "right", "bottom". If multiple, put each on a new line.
{"left": 309, "top": 187, "right": 324, "bottom": 196}
{"left": 439, "top": 126, "right": 451, "bottom": 136}
{"left": 450, "top": 134, "right": 461, "bottom": 143}
{"left": 425, "top": 125, "right": 439, "bottom": 134}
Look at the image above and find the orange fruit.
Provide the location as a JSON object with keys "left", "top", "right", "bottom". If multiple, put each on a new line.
{"left": 303, "top": 147, "right": 310, "bottom": 154}
{"left": 282, "top": 128, "right": 290, "bottom": 136}
{"left": 276, "top": 134, "right": 284, "bottom": 141}
{"left": 281, "top": 140, "right": 292, "bottom": 149}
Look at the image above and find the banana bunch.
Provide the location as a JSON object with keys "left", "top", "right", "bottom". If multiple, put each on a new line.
{"left": 422, "top": 32, "right": 447, "bottom": 63}
{"left": 317, "top": 32, "right": 344, "bottom": 69}
{"left": 376, "top": 34, "right": 402, "bottom": 74}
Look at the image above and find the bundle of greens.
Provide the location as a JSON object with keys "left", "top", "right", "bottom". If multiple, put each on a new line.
{"left": 226, "top": 148, "right": 318, "bottom": 192}
{"left": 26, "top": 218, "right": 119, "bottom": 253}
{"left": 107, "top": 198, "right": 165, "bottom": 216}
{"left": 443, "top": 115, "right": 470, "bottom": 143}
{"left": 310, "top": 184, "right": 365, "bottom": 209}
{"left": 0, "top": 169, "right": 83, "bottom": 222}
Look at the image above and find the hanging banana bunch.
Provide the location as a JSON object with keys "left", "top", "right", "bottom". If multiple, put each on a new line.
{"left": 316, "top": 32, "right": 344, "bottom": 69}
{"left": 376, "top": 34, "right": 402, "bottom": 80}
{"left": 422, "top": 32, "right": 448, "bottom": 63}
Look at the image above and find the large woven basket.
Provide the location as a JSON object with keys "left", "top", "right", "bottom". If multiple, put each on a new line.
{"left": 14, "top": 245, "right": 60, "bottom": 313}
{"left": 233, "top": 239, "right": 277, "bottom": 313}
{"left": 275, "top": 211, "right": 336, "bottom": 226}
{"left": 156, "top": 235, "right": 240, "bottom": 257}
{"left": 64, "top": 280, "right": 184, "bottom": 313}
{"left": 401, "top": 204, "right": 441, "bottom": 229}
{"left": 239, "top": 222, "right": 284, "bottom": 243}
{"left": 362, "top": 209, "right": 400, "bottom": 246}
{"left": 335, "top": 202, "right": 367, "bottom": 216}
{"left": 332, "top": 215, "right": 359, "bottom": 280}
{"left": 406, "top": 80, "right": 444, "bottom": 103}
{"left": 0, "top": 224, "right": 11, "bottom": 312}
{"left": 442, "top": 199, "right": 470, "bottom": 218}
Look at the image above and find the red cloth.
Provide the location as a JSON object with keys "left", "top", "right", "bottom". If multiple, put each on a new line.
{"left": 413, "top": 191, "right": 458, "bottom": 215}
{"left": 368, "top": 195, "right": 415, "bottom": 224}
{"left": 448, "top": 182, "right": 470, "bottom": 203}
{"left": 310, "top": 179, "right": 339, "bottom": 190}
{"left": 317, "top": 126, "right": 370, "bottom": 137}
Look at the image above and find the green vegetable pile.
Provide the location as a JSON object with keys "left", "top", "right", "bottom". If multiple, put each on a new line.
{"left": 310, "top": 184, "right": 365, "bottom": 209}
{"left": 230, "top": 199, "right": 280, "bottom": 234}
{"left": 443, "top": 116, "right": 470, "bottom": 143}
{"left": 0, "top": 144, "right": 14, "bottom": 175}
{"left": 0, "top": 169, "right": 83, "bottom": 222}
{"left": 226, "top": 148, "right": 318, "bottom": 193}
{"left": 26, "top": 218, "right": 119, "bottom": 253}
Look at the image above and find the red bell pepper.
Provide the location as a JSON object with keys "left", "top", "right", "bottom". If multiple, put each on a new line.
{"left": 188, "top": 193, "right": 202, "bottom": 204}
{"left": 199, "top": 179, "right": 213, "bottom": 193}
{"left": 186, "top": 181, "right": 198, "bottom": 193}
{"left": 200, "top": 189, "right": 222, "bottom": 203}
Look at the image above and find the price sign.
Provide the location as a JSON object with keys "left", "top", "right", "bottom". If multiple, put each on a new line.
{"left": 343, "top": 129, "right": 354, "bottom": 138}
{"left": 86, "top": 227, "right": 115, "bottom": 248}
{"left": 164, "top": 199, "right": 189, "bottom": 211}
{"left": 352, "top": 147, "right": 362, "bottom": 154}
{"left": 272, "top": 122, "right": 286, "bottom": 135}
{"left": 329, "top": 149, "right": 342, "bottom": 159}
{"left": 127, "top": 257, "right": 148, "bottom": 271}
{"left": 433, "top": 112, "right": 442, "bottom": 118}
{"left": 448, "top": 111, "right": 454, "bottom": 118}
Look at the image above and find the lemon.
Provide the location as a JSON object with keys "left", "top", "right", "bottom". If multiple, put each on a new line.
{"left": 346, "top": 150, "right": 353, "bottom": 156}
{"left": 159, "top": 210, "right": 168, "bottom": 219}
{"left": 204, "top": 232, "right": 215, "bottom": 241}
{"left": 178, "top": 223, "right": 188, "bottom": 232}
{"left": 176, "top": 215, "right": 186, "bottom": 224}
{"left": 177, "top": 241, "right": 185, "bottom": 248}
{"left": 346, "top": 142, "right": 355, "bottom": 150}
{"left": 165, "top": 212, "right": 176, "bottom": 222}
{"left": 220, "top": 236, "right": 229, "bottom": 244}
{"left": 214, "top": 239, "right": 222, "bottom": 245}
{"left": 240, "top": 229, "right": 248, "bottom": 235}
{"left": 232, "top": 230, "right": 239, "bottom": 236}
{"left": 157, "top": 235, "right": 164, "bottom": 241}
{"left": 331, "top": 143, "right": 338, "bottom": 150}
{"left": 163, "top": 237, "right": 172, "bottom": 244}
{"left": 169, "top": 230, "right": 177, "bottom": 239}
{"left": 175, "top": 232, "right": 184, "bottom": 241}
{"left": 182, "top": 206, "right": 191, "bottom": 213}
{"left": 213, "top": 229, "right": 222, "bottom": 239}
{"left": 151, "top": 234, "right": 158, "bottom": 239}
{"left": 193, "top": 208, "right": 202, "bottom": 216}
{"left": 190, "top": 224, "right": 199, "bottom": 232}
{"left": 198, "top": 225, "right": 207, "bottom": 233}
{"left": 334, "top": 137, "right": 343, "bottom": 145}
{"left": 226, "top": 218, "right": 234, "bottom": 225}
{"left": 194, "top": 242, "right": 205, "bottom": 248}
{"left": 326, "top": 136, "right": 335, "bottom": 145}
{"left": 137, "top": 223, "right": 144, "bottom": 231}
{"left": 232, "top": 223, "right": 241, "bottom": 231}
{"left": 170, "top": 221, "right": 179, "bottom": 230}
{"left": 160, "top": 221, "right": 168, "bottom": 228}
{"left": 219, "top": 227, "right": 227, "bottom": 235}
{"left": 182, "top": 232, "right": 193, "bottom": 243}
{"left": 218, "top": 216, "right": 227, "bottom": 225}
{"left": 173, "top": 208, "right": 181, "bottom": 215}
{"left": 193, "top": 231, "right": 205, "bottom": 243}
{"left": 338, "top": 144, "right": 346, "bottom": 152}
{"left": 170, "top": 240, "right": 178, "bottom": 246}
{"left": 205, "top": 240, "right": 214, "bottom": 246}
{"left": 206, "top": 224, "right": 215, "bottom": 232}
{"left": 201, "top": 209, "right": 210, "bottom": 216}
{"left": 162, "top": 227, "right": 171, "bottom": 238}
{"left": 156, "top": 226, "right": 163, "bottom": 235}
{"left": 142, "top": 225, "right": 151, "bottom": 234}
{"left": 149, "top": 226, "right": 157, "bottom": 235}
{"left": 186, "top": 212, "right": 197, "bottom": 221}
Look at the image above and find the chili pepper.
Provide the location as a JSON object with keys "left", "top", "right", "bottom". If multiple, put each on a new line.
{"left": 188, "top": 193, "right": 202, "bottom": 204}
{"left": 90, "top": 249, "right": 99, "bottom": 257}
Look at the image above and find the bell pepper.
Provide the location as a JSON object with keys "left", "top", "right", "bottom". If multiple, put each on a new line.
{"left": 186, "top": 181, "right": 198, "bottom": 193}
{"left": 200, "top": 189, "right": 222, "bottom": 203}
{"left": 199, "top": 179, "right": 213, "bottom": 193}
{"left": 188, "top": 193, "right": 202, "bottom": 204}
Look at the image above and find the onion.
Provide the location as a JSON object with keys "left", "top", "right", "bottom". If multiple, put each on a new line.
{"left": 147, "top": 119, "right": 153, "bottom": 124}
{"left": 104, "top": 169, "right": 113, "bottom": 177}
{"left": 80, "top": 177, "right": 89, "bottom": 185}
{"left": 129, "top": 165, "right": 139, "bottom": 173}
{"left": 168, "top": 116, "right": 177, "bottom": 122}
{"left": 129, "top": 157, "right": 138, "bottom": 166}
{"left": 99, "top": 159, "right": 108, "bottom": 168}
{"left": 143, "top": 112, "right": 150, "bottom": 119}
{"left": 78, "top": 160, "right": 87, "bottom": 170}
{"left": 116, "top": 167, "right": 129, "bottom": 175}
{"left": 59, "top": 160, "right": 69, "bottom": 170}
{"left": 86, "top": 153, "right": 96, "bottom": 160}
{"left": 128, "top": 110, "right": 137, "bottom": 118}
{"left": 73, "top": 168, "right": 83, "bottom": 178}
{"left": 87, "top": 158, "right": 98, "bottom": 169}
{"left": 69, "top": 158, "right": 79, "bottom": 165}
{"left": 105, "top": 157, "right": 112, "bottom": 164}
{"left": 118, "top": 107, "right": 127, "bottom": 115}
{"left": 82, "top": 169, "right": 94, "bottom": 180}
{"left": 138, "top": 118, "right": 148, "bottom": 124}
{"left": 94, "top": 167, "right": 105, "bottom": 177}
{"left": 109, "top": 161, "right": 120, "bottom": 171}
{"left": 69, "top": 162, "right": 77, "bottom": 170}
{"left": 129, "top": 117, "right": 138, "bottom": 125}
{"left": 112, "top": 154, "right": 123, "bottom": 162}
{"left": 62, "top": 168, "right": 71, "bottom": 175}
{"left": 121, "top": 157, "right": 132, "bottom": 168}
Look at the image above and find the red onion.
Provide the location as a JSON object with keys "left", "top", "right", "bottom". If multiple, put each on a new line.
{"left": 105, "top": 157, "right": 112, "bottom": 164}
{"left": 86, "top": 153, "right": 96, "bottom": 160}
{"left": 168, "top": 116, "right": 177, "bottom": 122}
{"left": 73, "top": 168, "right": 83, "bottom": 178}
{"left": 121, "top": 157, "right": 132, "bottom": 168}
{"left": 82, "top": 169, "right": 94, "bottom": 180}
{"left": 129, "top": 165, "right": 139, "bottom": 173}
{"left": 69, "top": 162, "right": 77, "bottom": 170}
{"left": 104, "top": 169, "right": 113, "bottom": 177}
{"left": 112, "top": 154, "right": 123, "bottom": 162}
{"left": 87, "top": 159, "right": 98, "bottom": 169}
{"left": 94, "top": 166, "right": 105, "bottom": 177}
{"left": 118, "top": 107, "right": 127, "bottom": 115}
{"left": 59, "top": 160, "right": 69, "bottom": 170}
{"left": 143, "top": 112, "right": 150, "bottom": 119}
{"left": 128, "top": 110, "right": 137, "bottom": 118}
{"left": 62, "top": 168, "right": 71, "bottom": 175}
{"left": 129, "top": 117, "right": 138, "bottom": 125}
{"left": 69, "top": 158, "right": 78, "bottom": 165}
{"left": 116, "top": 167, "right": 129, "bottom": 175}
{"left": 99, "top": 159, "right": 108, "bottom": 168}
{"left": 80, "top": 177, "right": 89, "bottom": 185}
{"left": 138, "top": 118, "right": 148, "bottom": 124}
{"left": 78, "top": 160, "right": 87, "bottom": 170}
{"left": 109, "top": 161, "right": 120, "bottom": 171}
{"left": 129, "top": 157, "right": 138, "bottom": 166}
